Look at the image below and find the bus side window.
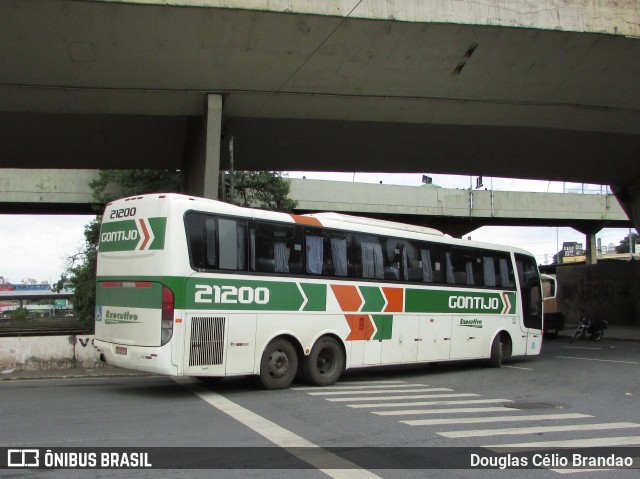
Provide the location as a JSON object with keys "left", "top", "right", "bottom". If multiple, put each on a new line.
{"left": 218, "top": 218, "right": 247, "bottom": 271}
{"left": 482, "top": 252, "right": 516, "bottom": 289}
{"left": 483, "top": 255, "right": 497, "bottom": 286}
{"left": 305, "top": 231, "right": 350, "bottom": 278}
{"left": 185, "top": 213, "right": 206, "bottom": 270}
{"left": 352, "top": 234, "right": 384, "bottom": 280}
{"left": 305, "top": 234, "right": 324, "bottom": 275}
{"left": 252, "top": 222, "right": 303, "bottom": 275}
{"left": 329, "top": 235, "right": 349, "bottom": 277}
{"left": 205, "top": 216, "right": 217, "bottom": 268}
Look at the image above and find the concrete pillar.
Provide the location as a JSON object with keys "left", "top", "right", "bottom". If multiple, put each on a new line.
{"left": 613, "top": 181, "right": 640, "bottom": 238}
{"left": 184, "top": 94, "right": 222, "bottom": 199}
{"left": 585, "top": 231, "right": 598, "bottom": 265}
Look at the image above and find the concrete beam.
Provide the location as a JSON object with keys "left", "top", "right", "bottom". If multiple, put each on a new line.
{"left": 115, "top": 1, "right": 640, "bottom": 38}
{"left": 0, "top": 172, "right": 632, "bottom": 234}
{"left": 289, "top": 178, "right": 629, "bottom": 222}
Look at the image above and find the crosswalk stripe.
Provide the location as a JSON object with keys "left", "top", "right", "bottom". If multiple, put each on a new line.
{"left": 440, "top": 422, "right": 640, "bottom": 438}
{"left": 292, "top": 381, "right": 411, "bottom": 391}
{"left": 328, "top": 393, "right": 479, "bottom": 402}
{"left": 348, "top": 398, "right": 513, "bottom": 408}
{"left": 373, "top": 407, "right": 520, "bottom": 416}
{"left": 486, "top": 435, "right": 640, "bottom": 450}
{"left": 557, "top": 356, "right": 640, "bottom": 365}
{"left": 551, "top": 457, "right": 640, "bottom": 474}
{"left": 402, "top": 413, "right": 591, "bottom": 426}
{"left": 307, "top": 388, "right": 452, "bottom": 396}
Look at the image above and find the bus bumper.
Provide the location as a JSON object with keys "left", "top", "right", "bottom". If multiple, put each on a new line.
{"left": 94, "top": 340, "right": 178, "bottom": 376}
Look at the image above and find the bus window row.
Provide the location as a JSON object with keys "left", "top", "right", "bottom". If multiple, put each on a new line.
{"left": 184, "top": 212, "right": 516, "bottom": 289}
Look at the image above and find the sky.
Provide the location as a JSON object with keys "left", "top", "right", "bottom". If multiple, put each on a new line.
{"left": 0, "top": 172, "right": 636, "bottom": 285}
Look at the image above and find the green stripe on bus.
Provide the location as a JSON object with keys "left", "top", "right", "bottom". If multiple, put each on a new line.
{"left": 372, "top": 314, "right": 393, "bottom": 340}
{"left": 360, "top": 286, "right": 386, "bottom": 313}
{"left": 96, "top": 281, "right": 163, "bottom": 309}
{"left": 148, "top": 217, "right": 167, "bottom": 250}
{"left": 96, "top": 275, "right": 517, "bottom": 315}
{"left": 301, "top": 283, "right": 326, "bottom": 312}
{"left": 185, "top": 278, "right": 305, "bottom": 311}
{"left": 405, "top": 289, "right": 516, "bottom": 314}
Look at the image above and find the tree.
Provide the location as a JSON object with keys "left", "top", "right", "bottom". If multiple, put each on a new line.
{"left": 223, "top": 171, "right": 297, "bottom": 212}
{"left": 90, "top": 169, "right": 183, "bottom": 206}
{"left": 10, "top": 306, "right": 29, "bottom": 323}
{"left": 615, "top": 232, "right": 639, "bottom": 254}
{"left": 64, "top": 169, "right": 296, "bottom": 330}
{"left": 62, "top": 169, "right": 183, "bottom": 330}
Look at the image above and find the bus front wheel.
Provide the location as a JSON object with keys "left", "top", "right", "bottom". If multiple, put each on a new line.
{"left": 488, "top": 335, "right": 504, "bottom": 368}
{"left": 258, "top": 338, "right": 298, "bottom": 390}
{"left": 302, "top": 336, "right": 344, "bottom": 386}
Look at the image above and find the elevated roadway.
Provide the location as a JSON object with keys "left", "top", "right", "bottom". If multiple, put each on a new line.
{"left": 1, "top": 1, "right": 639, "bottom": 230}
{"left": 0, "top": 169, "right": 630, "bottom": 239}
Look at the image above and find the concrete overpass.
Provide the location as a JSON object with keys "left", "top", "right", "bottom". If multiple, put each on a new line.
{"left": 1, "top": 1, "right": 640, "bottom": 231}
{"left": 0, "top": 168, "right": 630, "bottom": 237}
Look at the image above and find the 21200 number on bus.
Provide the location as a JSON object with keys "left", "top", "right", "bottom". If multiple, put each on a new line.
{"left": 194, "top": 285, "right": 270, "bottom": 305}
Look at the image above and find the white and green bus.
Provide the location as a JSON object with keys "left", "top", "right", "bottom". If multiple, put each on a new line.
{"left": 94, "top": 193, "right": 543, "bottom": 389}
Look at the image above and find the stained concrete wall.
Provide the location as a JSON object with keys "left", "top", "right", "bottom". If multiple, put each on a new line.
{"left": 0, "top": 335, "right": 97, "bottom": 371}
{"left": 557, "top": 261, "right": 640, "bottom": 326}
{"left": 123, "top": 0, "right": 640, "bottom": 37}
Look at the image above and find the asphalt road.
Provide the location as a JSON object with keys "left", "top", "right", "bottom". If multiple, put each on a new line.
{"left": 1, "top": 337, "right": 639, "bottom": 478}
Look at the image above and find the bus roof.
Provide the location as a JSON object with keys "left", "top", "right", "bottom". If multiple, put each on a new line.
{"left": 106, "top": 193, "right": 536, "bottom": 258}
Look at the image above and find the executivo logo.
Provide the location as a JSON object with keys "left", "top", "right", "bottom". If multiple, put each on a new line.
{"left": 459, "top": 318, "right": 483, "bottom": 328}
{"left": 104, "top": 309, "right": 139, "bottom": 324}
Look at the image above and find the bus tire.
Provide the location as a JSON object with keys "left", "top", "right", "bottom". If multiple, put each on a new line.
{"left": 258, "top": 338, "right": 298, "bottom": 390}
{"left": 302, "top": 336, "right": 344, "bottom": 387}
{"left": 488, "top": 335, "right": 503, "bottom": 368}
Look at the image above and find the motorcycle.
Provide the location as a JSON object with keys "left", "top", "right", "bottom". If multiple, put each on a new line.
{"left": 569, "top": 316, "right": 608, "bottom": 343}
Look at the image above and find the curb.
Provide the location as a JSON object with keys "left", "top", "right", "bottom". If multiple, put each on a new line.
{"left": 0, "top": 367, "right": 153, "bottom": 381}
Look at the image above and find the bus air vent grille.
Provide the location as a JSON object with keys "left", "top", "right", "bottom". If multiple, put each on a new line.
{"left": 189, "top": 316, "right": 225, "bottom": 366}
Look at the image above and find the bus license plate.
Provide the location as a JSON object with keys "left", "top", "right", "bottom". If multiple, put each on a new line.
{"left": 115, "top": 346, "right": 127, "bottom": 355}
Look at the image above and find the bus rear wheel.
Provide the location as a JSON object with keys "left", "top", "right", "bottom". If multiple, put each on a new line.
{"left": 258, "top": 338, "right": 298, "bottom": 390}
{"left": 302, "top": 336, "right": 344, "bottom": 386}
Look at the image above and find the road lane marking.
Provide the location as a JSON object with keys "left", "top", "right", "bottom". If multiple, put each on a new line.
{"left": 551, "top": 457, "right": 640, "bottom": 474}
{"left": 175, "top": 377, "right": 382, "bottom": 479}
{"left": 373, "top": 407, "right": 520, "bottom": 416}
{"left": 440, "top": 422, "right": 640, "bottom": 438}
{"left": 504, "top": 365, "right": 533, "bottom": 370}
{"left": 292, "top": 381, "right": 411, "bottom": 390}
{"left": 562, "top": 346, "right": 603, "bottom": 350}
{"left": 557, "top": 356, "right": 640, "bottom": 365}
{"left": 348, "top": 398, "right": 513, "bottom": 408}
{"left": 328, "top": 393, "right": 478, "bottom": 402}
{"left": 307, "top": 387, "right": 453, "bottom": 396}
{"left": 402, "top": 413, "right": 591, "bottom": 426}
{"left": 486, "top": 435, "right": 640, "bottom": 450}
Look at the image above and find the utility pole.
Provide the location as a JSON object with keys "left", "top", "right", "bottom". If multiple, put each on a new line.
{"left": 229, "top": 136, "right": 235, "bottom": 205}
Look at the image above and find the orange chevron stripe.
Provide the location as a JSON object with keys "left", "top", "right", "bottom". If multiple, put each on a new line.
{"left": 331, "top": 284, "right": 362, "bottom": 312}
{"left": 382, "top": 287, "right": 403, "bottom": 313}
{"left": 345, "top": 314, "right": 375, "bottom": 341}
{"left": 289, "top": 214, "right": 322, "bottom": 227}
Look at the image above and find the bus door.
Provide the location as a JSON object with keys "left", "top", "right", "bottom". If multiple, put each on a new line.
{"left": 347, "top": 314, "right": 382, "bottom": 365}
{"left": 450, "top": 315, "right": 485, "bottom": 359}
{"left": 381, "top": 315, "right": 420, "bottom": 364}
{"left": 515, "top": 254, "right": 543, "bottom": 355}
{"left": 417, "top": 316, "right": 452, "bottom": 361}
